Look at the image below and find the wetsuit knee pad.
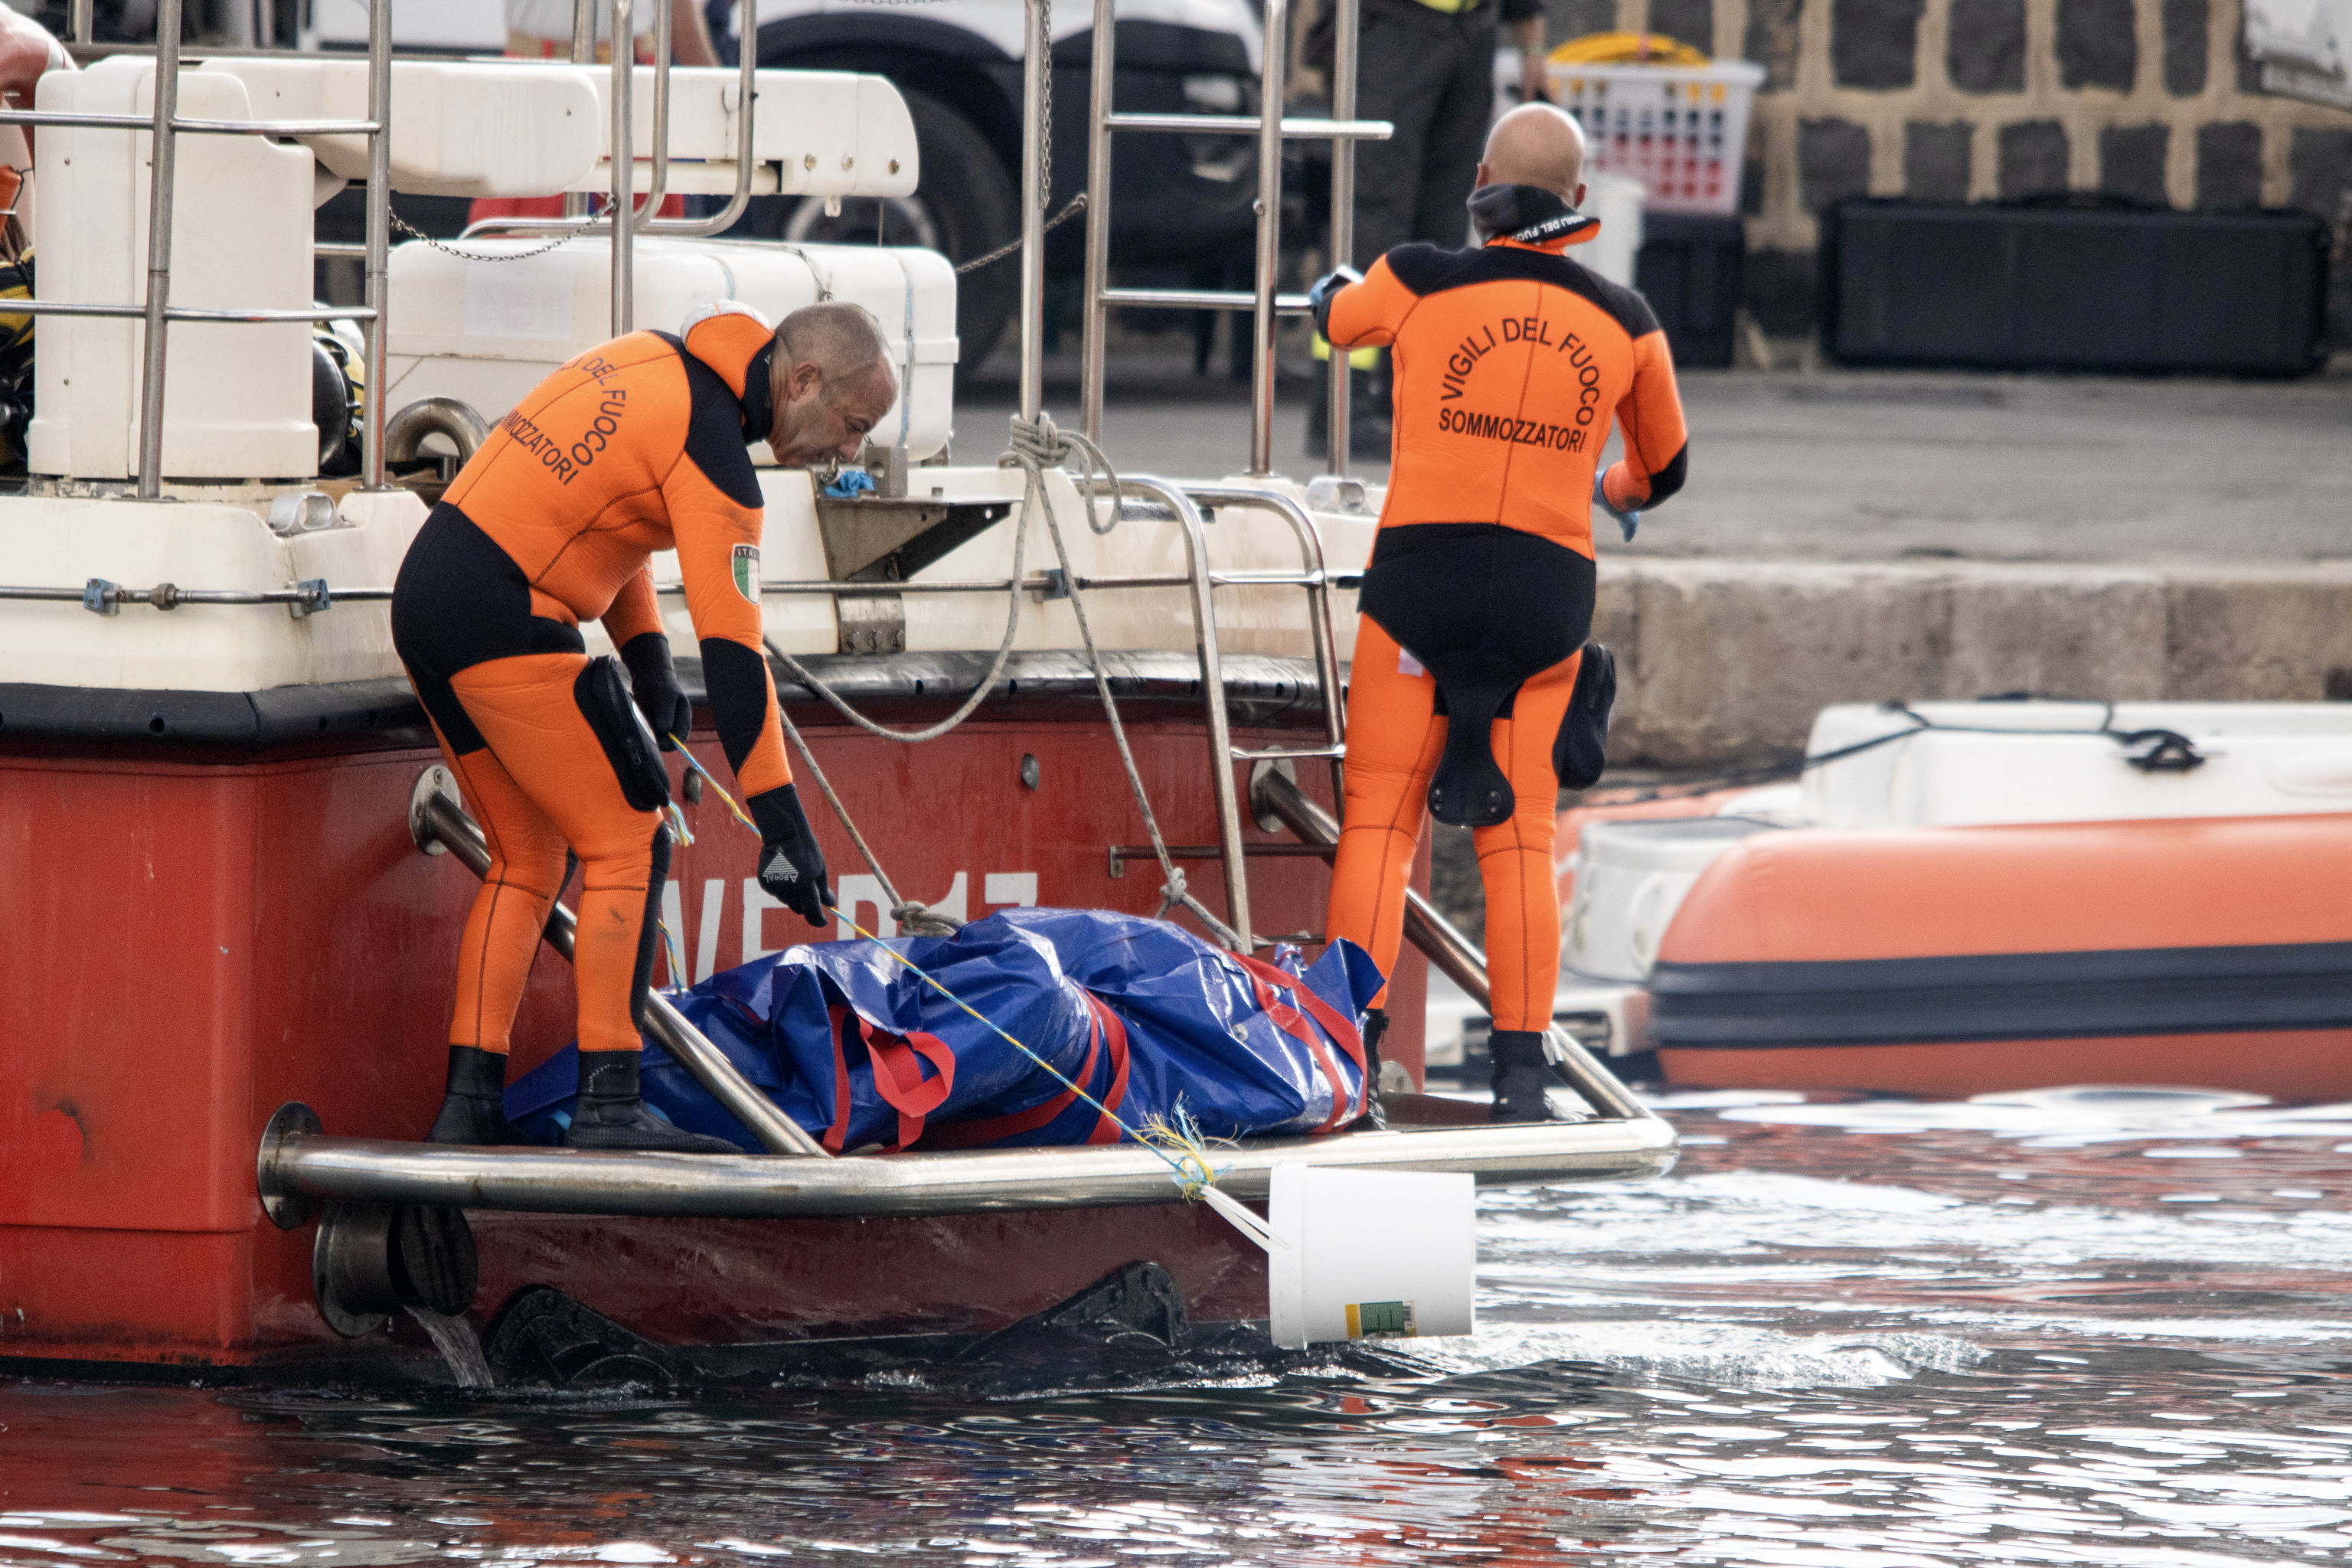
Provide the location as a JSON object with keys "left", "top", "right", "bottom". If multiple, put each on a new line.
{"left": 1553, "top": 642, "right": 1616, "bottom": 791}
{"left": 574, "top": 655, "right": 672, "bottom": 812}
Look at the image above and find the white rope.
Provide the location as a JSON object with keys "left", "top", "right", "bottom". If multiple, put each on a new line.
{"left": 761, "top": 411, "right": 1237, "bottom": 949}
{"left": 1014, "top": 418, "right": 1242, "bottom": 949}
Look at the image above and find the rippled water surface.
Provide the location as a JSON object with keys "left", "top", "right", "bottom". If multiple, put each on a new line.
{"left": 5, "top": 1086, "right": 2350, "bottom": 1565}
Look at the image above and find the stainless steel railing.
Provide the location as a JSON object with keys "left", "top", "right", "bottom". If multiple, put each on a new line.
{"left": 3, "top": 0, "right": 393, "bottom": 496}
{"left": 461, "top": 0, "right": 766, "bottom": 337}
{"left": 1077, "top": 0, "right": 1388, "bottom": 475}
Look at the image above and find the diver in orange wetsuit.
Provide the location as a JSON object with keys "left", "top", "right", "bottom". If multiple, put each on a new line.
{"left": 392, "top": 301, "right": 899, "bottom": 1151}
{"left": 1314, "top": 104, "right": 1688, "bottom": 1122}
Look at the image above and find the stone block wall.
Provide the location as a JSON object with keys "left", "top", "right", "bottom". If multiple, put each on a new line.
{"left": 1542, "top": 0, "right": 2352, "bottom": 341}
{"left": 1590, "top": 560, "right": 2352, "bottom": 765}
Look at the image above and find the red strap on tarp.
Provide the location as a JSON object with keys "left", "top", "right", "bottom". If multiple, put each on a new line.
{"left": 1232, "top": 952, "right": 1368, "bottom": 1134}
{"left": 918, "top": 988, "right": 1133, "bottom": 1149}
{"left": 822, "top": 1004, "right": 957, "bottom": 1152}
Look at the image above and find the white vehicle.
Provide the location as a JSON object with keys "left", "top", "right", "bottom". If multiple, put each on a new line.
{"left": 304, "top": 0, "right": 1271, "bottom": 364}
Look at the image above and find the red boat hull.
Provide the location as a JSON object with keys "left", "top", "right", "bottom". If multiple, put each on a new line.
{"left": 0, "top": 704, "right": 1419, "bottom": 1370}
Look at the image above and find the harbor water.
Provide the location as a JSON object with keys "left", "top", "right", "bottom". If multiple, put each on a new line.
{"left": 3, "top": 1086, "right": 2348, "bottom": 1564}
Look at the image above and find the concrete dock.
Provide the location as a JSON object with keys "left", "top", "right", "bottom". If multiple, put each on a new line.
{"left": 975, "top": 353, "right": 2352, "bottom": 763}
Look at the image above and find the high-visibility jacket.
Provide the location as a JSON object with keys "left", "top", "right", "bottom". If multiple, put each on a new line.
{"left": 1323, "top": 221, "right": 1689, "bottom": 557}
{"left": 440, "top": 309, "right": 792, "bottom": 797}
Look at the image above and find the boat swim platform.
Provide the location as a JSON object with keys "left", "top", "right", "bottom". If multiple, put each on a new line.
{"left": 256, "top": 1096, "right": 1679, "bottom": 1226}
{"left": 1589, "top": 557, "right": 2352, "bottom": 770}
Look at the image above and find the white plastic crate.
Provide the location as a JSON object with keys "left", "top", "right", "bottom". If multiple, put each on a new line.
{"left": 1546, "top": 60, "right": 1765, "bottom": 216}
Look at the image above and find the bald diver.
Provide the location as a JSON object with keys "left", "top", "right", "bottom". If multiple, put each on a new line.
{"left": 1313, "top": 104, "right": 1690, "bottom": 1122}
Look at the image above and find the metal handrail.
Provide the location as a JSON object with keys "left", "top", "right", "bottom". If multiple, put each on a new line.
{"left": 0, "top": 111, "right": 380, "bottom": 136}
{"left": 1102, "top": 113, "right": 1390, "bottom": 139}
{"left": 1078, "top": 0, "right": 1384, "bottom": 476}
{"left": 1184, "top": 485, "right": 1348, "bottom": 784}
{"left": 257, "top": 1108, "right": 1678, "bottom": 1220}
{"left": 1327, "top": 0, "right": 1364, "bottom": 476}
{"left": 43, "top": 0, "right": 394, "bottom": 497}
{"left": 1098, "top": 287, "right": 1311, "bottom": 313}
{"left": 1118, "top": 474, "right": 1253, "bottom": 947}
{"left": 1250, "top": 767, "right": 1660, "bottom": 1125}
{"left": 418, "top": 789, "right": 831, "bottom": 1158}
{"left": 468, "top": 14, "right": 771, "bottom": 250}
{"left": 11, "top": 301, "right": 375, "bottom": 322}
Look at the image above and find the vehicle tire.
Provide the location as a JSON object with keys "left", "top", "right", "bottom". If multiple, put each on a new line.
{"left": 902, "top": 90, "right": 1020, "bottom": 376}
{"left": 745, "top": 88, "right": 1018, "bottom": 379}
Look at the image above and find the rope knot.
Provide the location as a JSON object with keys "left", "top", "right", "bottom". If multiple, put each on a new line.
{"left": 893, "top": 902, "right": 965, "bottom": 938}
{"left": 1006, "top": 410, "right": 1074, "bottom": 469}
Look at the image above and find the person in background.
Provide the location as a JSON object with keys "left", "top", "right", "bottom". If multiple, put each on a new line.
{"left": 0, "top": 3, "right": 70, "bottom": 472}
{"left": 467, "top": 0, "right": 718, "bottom": 230}
{"left": 1312, "top": 104, "right": 1687, "bottom": 1122}
{"left": 1302, "top": 0, "right": 1548, "bottom": 459}
{"left": 392, "top": 301, "right": 898, "bottom": 1153}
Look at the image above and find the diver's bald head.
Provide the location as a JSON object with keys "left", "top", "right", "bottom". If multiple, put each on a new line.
{"left": 1477, "top": 103, "right": 1588, "bottom": 206}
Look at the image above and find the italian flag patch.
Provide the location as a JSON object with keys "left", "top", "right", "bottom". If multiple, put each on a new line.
{"left": 732, "top": 544, "right": 760, "bottom": 603}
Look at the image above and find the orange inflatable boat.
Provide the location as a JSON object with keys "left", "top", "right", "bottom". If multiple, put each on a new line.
{"left": 1646, "top": 812, "right": 2352, "bottom": 1099}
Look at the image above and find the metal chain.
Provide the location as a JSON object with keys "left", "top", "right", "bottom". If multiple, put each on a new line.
{"left": 390, "top": 211, "right": 586, "bottom": 263}
{"left": 955, "top": 193, "right": 1087, "bottom": 275}
{"left": 1037, "top": 0, "right": 1054, "bottom": 222}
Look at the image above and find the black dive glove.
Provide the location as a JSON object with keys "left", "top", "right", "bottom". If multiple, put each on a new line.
{"left": 1307, "top": 266, "right": 1361, "bottom": 343}
{"left": 618, "top": 632, "right": 692, "bottom": 751}
{"left": 748, "top": 783, "right": 831, "bottom": 927}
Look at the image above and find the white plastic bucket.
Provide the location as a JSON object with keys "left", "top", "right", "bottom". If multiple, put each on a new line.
{"left": 1266, "top": 1164, "right": 1476, "bottom": 1350}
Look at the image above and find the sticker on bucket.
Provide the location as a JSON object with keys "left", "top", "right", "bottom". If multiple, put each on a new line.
{"left": 1268, "top": 1164, "right": 1475, "bottom": 1349}
{"left": 1345, "top": 1299, "right": 1417, "bottom": 1338}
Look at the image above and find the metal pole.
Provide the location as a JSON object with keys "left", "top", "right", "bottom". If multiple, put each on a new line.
{"left": 133, "top": 0, "right": 182, "bottom": 498}
{"left": 609, "top": 0, "right": 635, "bottom": 335}
{"left": 258, "top": 1108, "right": 1677, "bottom": 1220}
{"left": 1124, "top": 475, "right": 1252, "bottom": 950}
{"left": 630, "top": 0, "right": 671, "bottom": 234}
{"left": 1325, "top": 0, "right": 1359, "bottom": 475}
{"left": 567, "top": 0, "right": 595, "bottom": 222}
{"left": 1245, "top": 0, "right": 1287, "bottom": 476}
{"left": 70, "top": 0, "right": 91, "bottom": 45}
{"left": 1248, "top": 768, "right": 1654, "bottom": 1122}
{"left": 420, "top": 794, "right": 830, "bottom": 1158}
{"left": 1077, "top": 0, "right": 1115, "bottom": 440}
{"left": 359, "top": 0, "right": 391, "bottom": 488}
{"left": 1016, "top": 0, "right": 1048, "bottom": 423}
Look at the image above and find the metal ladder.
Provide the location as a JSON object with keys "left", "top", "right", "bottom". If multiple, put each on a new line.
{"left": 32, "top": 0, "right": 394, "bottom": 497}
{"left": 1075, "top": 0, "right": 1389, "bottom": 477}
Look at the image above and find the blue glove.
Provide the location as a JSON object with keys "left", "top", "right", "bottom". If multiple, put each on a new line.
{"left": 1593, "top": 472, "right": 1640, "bottom": 543}
{"left": 822, "top": 466, "right": 878, "bottom": 500}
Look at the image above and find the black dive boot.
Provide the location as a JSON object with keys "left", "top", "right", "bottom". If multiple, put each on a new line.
{"left": 426, "top": 1045, "right": 515, "bottom": 1145}
{"left": 567, "top": 1050, "right": 743, "bottom": 1154}
{"left": 1346, "top": 1008, "right": 1390, "bottom": 1130}
{"left": 1489, "top": 1031, "right": 1562, "bottom": 1124}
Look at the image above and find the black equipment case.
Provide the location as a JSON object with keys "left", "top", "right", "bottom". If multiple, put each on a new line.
{"left": 1820, "top": 197, "right": 2333, "bottom": 376}
{"left": 1636, "top": 214, "right": 1747, "bottom": 370}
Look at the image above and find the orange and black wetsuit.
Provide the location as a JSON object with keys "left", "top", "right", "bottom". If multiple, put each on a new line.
{"left": 391, "top": 310, "right": 793, "bottom": 1068}
{"left": 1320, "top": 200, "right": 1687, "bottom": 1052}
